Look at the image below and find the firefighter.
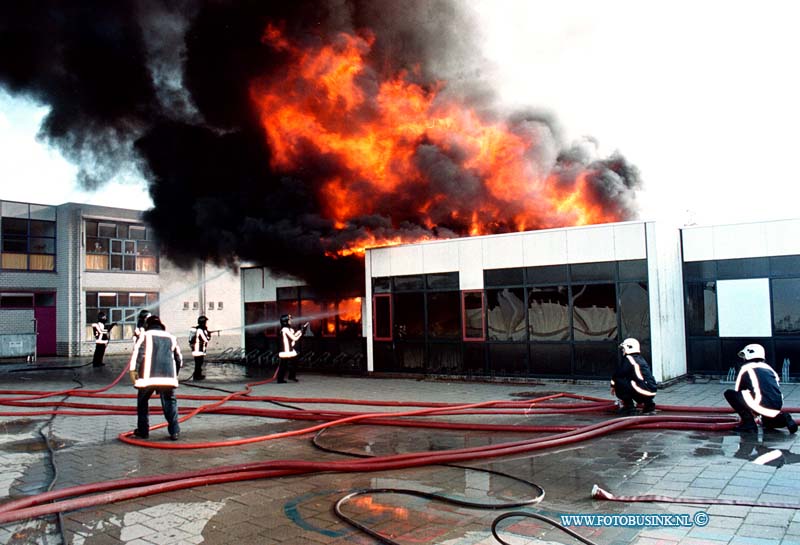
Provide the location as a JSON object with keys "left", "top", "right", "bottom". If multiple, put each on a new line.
{"left": 189, "top": 315, "right": 211, "bottom": 380}
{"left": 277, "top": 314, "right": 308, "bottom": 383}
{"left": 91, "top": 311, "right": 116, "bottom": 367}
{"left": 611, "top": 338, "right": 657, "bottom": 415}
{"left": 129, "top": 315, "right": 183, "bottom": 440}
{"left": 724, "top": 344, "right": 798, "bottom": 434}
{"left": 132, "top": 309, "right": 151, "bottom": 344}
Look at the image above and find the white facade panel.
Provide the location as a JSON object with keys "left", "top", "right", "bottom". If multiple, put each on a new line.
{"left": 521, "top": 230, "right": 567, "bottom": 266}
{"left": 369, "top": 247, "right": 392, "bottom": 277}
{"left": 458, "top": 238, "right": 484, "bottom": 290}
{"left": 613, "top": 223, "right": 647, "bottom": 261}
{"left": 566, "top": 226, "right": 615, "bottom": 263}
{"left": 717, "top": 278, "right": 772, "bottom": 337}
{"left": 389, "top": 244, "right": 424, "bottom": 276}
{"left": 242, "top": 268, "right": 268, "bottom": 302}
{"left": 422, "top": 241, "right": 459, "bottom": 273}
{"left": 711, "top": 223, "right": 767, "bottom": 260}
{"left": 681, "top": 226, "right": 715, "bottom": 262}
{"left": 765, "top": 219, "right": 800, "bottom": 257}
{"left": 482, "top": 234, "right": 524, "bottom": 270}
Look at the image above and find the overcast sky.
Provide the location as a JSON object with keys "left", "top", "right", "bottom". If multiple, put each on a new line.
{"left": 2, "top": 0, "right": 799, "bottom": 226}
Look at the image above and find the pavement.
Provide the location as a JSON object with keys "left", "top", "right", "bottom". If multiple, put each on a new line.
{"left": 1, "top": 355, "right": 800, "bottom": 545}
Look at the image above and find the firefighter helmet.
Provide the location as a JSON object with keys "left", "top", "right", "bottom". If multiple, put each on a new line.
{"left": 137, "top": 309, "right": 152, "bottom": 328}
{"left": 97, "top": 311, "right": 108, "bottom": 323}
{"left": 197, "top": 315, "right": 208, "bottom": 326}
{"left": 738, "top": 344, "right": 765, "bottom": 362}
{"left": 619, "top": 338, "right": 641, "bottom": 355}
{"left": 280, "top": 314, "right": 291, "bottom": 328}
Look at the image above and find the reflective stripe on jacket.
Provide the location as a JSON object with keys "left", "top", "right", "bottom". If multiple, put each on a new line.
{"left": 129, "top": 329, "right": 183, "bottom": 389}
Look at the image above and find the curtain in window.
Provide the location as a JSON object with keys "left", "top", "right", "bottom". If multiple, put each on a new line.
{"left": 1, "top": 253, "right": 27, "bottom": 269}
{"left": 29, "top": 254, "right": 55, "bottom": 271}
{"left": 85, "top": 254, "right": 109, "bottom": 270}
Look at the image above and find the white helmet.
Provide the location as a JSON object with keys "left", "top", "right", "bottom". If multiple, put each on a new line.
{"left": 738, "top": 344, "right": 765, "bottom": 361}
{"left": 619, "top": 338, "right": 640, "bottom": 355}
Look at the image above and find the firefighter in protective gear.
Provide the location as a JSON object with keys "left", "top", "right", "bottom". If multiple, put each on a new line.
{"left": 724, "top": 344, "right": 798, "bottom": 434}
{"left": 132, "top": 309, "right": 152, "bottom": 344}
{"left": 189, "top": 315, "right": 211, "bottom": 380}
{"left": 91, "top": 311, "right": 116, "bottom": 367}
{"left": 128, "top": 315, "right": 183, "bottom": 440}
{"left": 277, "top": 314, "right": 308, "bottom": 383}
{"left": 611, "top": 338, "right": 657, "bottom": 415}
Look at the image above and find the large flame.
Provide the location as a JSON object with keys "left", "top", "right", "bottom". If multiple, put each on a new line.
{"left": 252, "top": 26, "right": 627, "bottom": 257}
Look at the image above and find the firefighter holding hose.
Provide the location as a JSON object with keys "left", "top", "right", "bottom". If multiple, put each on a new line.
{"left": 189, "top": 315, "right": 211, "bottom": 380}
{"left": 277, "top": 314, "right": 308, "bottom": 383}
{"left": 725, "top": 343, "right": 798, "bottom": 434}
{"left": 91, "top": 311, "right": 116, "bottom": 367}
{"left": 611, "top": 338, "right": 657, "bottom": 415}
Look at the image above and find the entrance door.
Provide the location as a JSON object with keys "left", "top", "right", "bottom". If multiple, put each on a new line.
{"left": 34, "top": 305, "right": 56, "bottom": 356}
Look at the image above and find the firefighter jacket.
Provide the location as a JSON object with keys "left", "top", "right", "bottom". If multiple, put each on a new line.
{"left": 279, "top": 326, "right": 303, "bottom": 358}
{"left": 190, "top": 327, "right": 211, "bottom": 357}
{"left": 735, "top": 360, "right": 784, "bottom": 418}
{"left": 92, "top": 322, "right": 110, "bottom": 345}
{"left": 611, "top": 353, "right": 657, "bottom": 397}
{"left": 132, "top": 326, "right": 145, "bottom": 344}
{"left": 129, "top": 329, "right": 183, "bottom": 389}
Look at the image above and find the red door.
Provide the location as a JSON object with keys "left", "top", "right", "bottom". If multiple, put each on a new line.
{"left": 34, "top": 305, "right": 57, "bottom": 356}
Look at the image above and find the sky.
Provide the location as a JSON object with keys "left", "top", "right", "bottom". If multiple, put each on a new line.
{"left": 1, "top": 0, "right": 799, "bottom": 226}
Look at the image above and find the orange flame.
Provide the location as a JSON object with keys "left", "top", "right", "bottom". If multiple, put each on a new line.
{"left": 252, "top": 28, "right": 626, "bottom": 257}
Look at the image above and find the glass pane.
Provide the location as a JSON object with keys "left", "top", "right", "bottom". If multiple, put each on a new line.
{"left": 1, "top": 253, "right": 27, "bottom": 269}
{"left": 136, "top": 256, "right": 158, "bottom": 272}
{"left": 129, "top": 225, "right": 146, "bottom": 240}
{"left": 110, "top": 240, "right": 122, "bottom": 253}
{"left": 526, "top": 265, "right": 568, "bottom": 285}
{"left": 124, "top": 255, "right": 136, "bottom": 271}
{"left": 683, "top": 261, "right": 717, "bottom": 280}
{"left": 427, "top": 291, "right": 460, "bottom": 338}
{"left": 98, "top": 223, "right": 117, "bottom": 238}
{"left": 772, "top": 278, "right": 800, "bottom": 335}
{"left": 770, "top": 255, "right": 800, "bottom": 277}
{"left": 687, "top": 339, "right": 721, "bottom": 374}
{"left": 618, "top": 260, "right": 648, "bottom": 281}
{"left": 488, "top": 343, "right": 528, "bottom": 376}
{"left": 486, "top": 288, "right": 526, "bottom": 341}
{"left": 528, "top": 286, "right": 569, "bottom": 341}
{"left": 374, "top": 295, "right": 392, "bottom": 339}
{"left": 574, "top": 342, "right": 617, "bottom": 378}
{"left": 110, "top": 255, "right": 122, "bottom": 270}
{"left": 85, "top": 292, "right": 97, "bottom": 308}
{"left": 29, "top": 238, "right": 55, "bottom": 254}
{"left": 117, "top": 293, "right": 129, "bottom": 306}
{"left": 138, "top": 240, "right": 155, "bottom": 256}
{"left": 87, "top": 237, "right": 108, "bottom": 254}
{"left": 3, "top": 237, "right": 27, "bottom": 252}
{"left": 373, "top": 277, "right": 391, "bottom": 293}
{"left": 572, "top": 284, "right": 618, "bottom": 340}
{"left": 299, "top": 286, "right": 318, "bottom": 300}
{"left": 121, "top": 324, "right": 134, "bottom": 340}
{"left": 395, "top": 342, "right": 425, "bottom": 371}
{"left": 463, "top": 291, "right": 484, "bottom": 339}
{"left": 570, "top": 262, "right": 616, "bottom": 282}
{"left": 393, "top": 275, "right": 425, "bottom": 291}
{"left": 34, "top": 292, "right": 56, "bottom": 306}
{"left": 29, "top": 254, "right": 54, "bottom": 270}
{"left": 85, "top": 308, "right": 97, "bottom": 326}
{"left": 124, "top": 241, "right": 136, "bottom": 254}
{"left": 426, "top": 272, "right": 459, "bottom": 290}
{"left": 717, "top": 257, "right": 769, "bottom": 279}
{"left": 2, "top": 218, "right": 28, "bottom": 236}
{"left": 774, "top": 340, "right": 800, "bottom": 380}
{"left": 320, "top": 301, "right": 337, "bottom": 337}
{"left": 124, "top": 308, "right": 137, "bottom": 322}
{"left": 394, "top": 292, "right": 424, "bottom": 339}
{"left": 277, "top": 286, "right": 299, "bottom": 300}
{"left": 129, "top": 293, "right": 146, "bottom": 307}
{"left": 373, "top": 341, "right": 395, "bottom": 372}
{"left": 29, "top": 220, "right": 55, "bottom": 237}
{"left": 99, "top": 293, "right": 117, "bottom": 307}
{"left": 338, "top": 297, "right": 362, "bottom": 338}
{"left": 1, "top": 201, "right": 28, "bottom": 218}
{"left": 85, "top": 221, "right": 98, "bottom": 237}
{"left": 530, "top": 343, "right": 572, "bottom": 376}
{"left": 145, "top": 293, "right": 159, "bottom": 305}
{"left": 300, "top": 299, "right": 322, "bottom": 335}
{"left": 0, "top": 294, "right": 34, "bottom": 308}
{"left": 428, "top": 343, "right": 462, "bottom": 374}
{"left": 485, "top": 268, "right": 524, "bottom": 287}
{"left": 685, "top": 281, "right": 718, "bottom": 336}
{"left": 619, "top": 282, "right": 650, "bottom": 340}
{"left": 117, "top": 224, "right": 129, "bottom": 239}
{"left": 278, "top": 300, "right": 298, "bottom": 320}
{"left": 110, "top": 308, "right": 124, "bottom": 322}
{"left": 29, "top": 204, "right": 55, "bottom": 221}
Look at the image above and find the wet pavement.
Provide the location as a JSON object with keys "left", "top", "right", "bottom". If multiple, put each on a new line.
{"left": 1, "top": 356, "right": 800, "bottom": 545}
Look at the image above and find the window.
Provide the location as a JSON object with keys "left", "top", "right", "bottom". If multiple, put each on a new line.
{"left": 0, "top": 293, "right": 34, "bottom": 308}
{"left": 572, "top": 284, "right": 618, "bottom": 340}
{"left": 486, "top": 288, "right": 526, "bottom": 341}
{"left": 1, "top": 201, "right": 56, "bottom": 271}
{"left": 528, "top": 286, "right": 570, "bottom": 341}
{"left": 685, "top": 282, "right": 718, "bottom": 336}
{"left": 394, "top": 292, "right": 425, "bottom": 339}
{"left": 619, "top": 282, "right": 650, "bottom": 341}
{"left": 84, "top": 220, "right": 158, "bottom": 272}
{"left": 373, "top": 294, "right": 392, "bottom": 340}
{"left": 462, "top": 291, "right": 485, "bottom": 341}
{"left": 427, "top": 291, "right": 460, "bottom": 339}
{"left": 772, "top": 278, "right": 800, "bottom": 335}
{"left": 85, "top": 291, "right": 158, "bottom": 341}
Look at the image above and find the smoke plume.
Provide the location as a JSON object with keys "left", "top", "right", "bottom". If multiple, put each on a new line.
{"left": 0, "top": 0, "right": 641, "bottom": 293}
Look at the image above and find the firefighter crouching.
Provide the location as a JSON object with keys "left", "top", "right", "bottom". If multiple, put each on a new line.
{"left": 725, "top": 343, "right": 798, "bottom": 434}
{"left": 611, "top": 337, "right": 657, "bottom": 415}
{"left": 129, "top": 315, "right": 183, "bottom": 441}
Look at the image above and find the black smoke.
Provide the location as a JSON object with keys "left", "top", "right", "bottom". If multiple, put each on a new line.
{"left": 0, "top": 0, "right": 641, "bottom": 292}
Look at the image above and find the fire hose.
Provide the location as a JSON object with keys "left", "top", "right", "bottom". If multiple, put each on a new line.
{"left": 0, "top": 365, "right": 798, "bottom": 544}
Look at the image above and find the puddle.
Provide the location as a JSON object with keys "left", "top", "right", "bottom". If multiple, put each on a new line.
{"left": 0, "top": 437, "right": 49, "bottom": 453}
